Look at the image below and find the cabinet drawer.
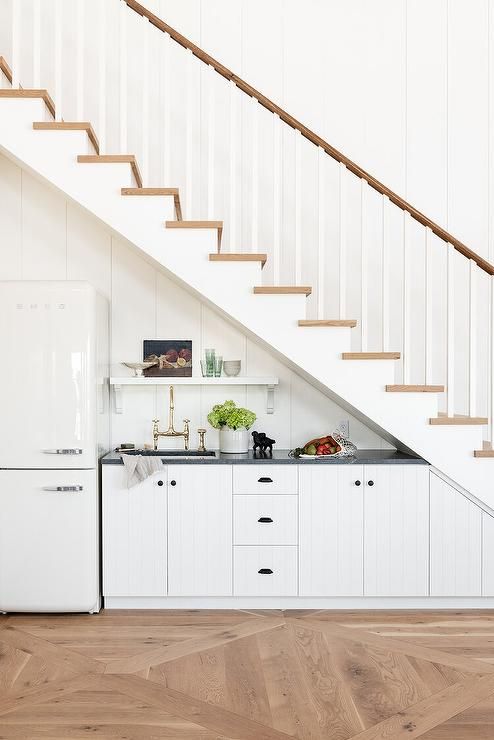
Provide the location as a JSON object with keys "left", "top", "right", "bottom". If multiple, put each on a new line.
{"left": 233, "top": 466, "right": 298, "bottom": 494}
{"left": 234, "top": 546, "right": 298, "bottom": 596}
{"left": 234, "top": 495, "right": 298, "bottom": 545}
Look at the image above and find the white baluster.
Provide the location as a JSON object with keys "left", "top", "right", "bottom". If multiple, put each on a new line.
{"left": 76, "top": 0, "right": 84, "bottom": 120}
{"left": 425, "top": 227, "right": 433, "bottom": 384}
{"left": 11, "top": 0, "right": 20, "bottom": 89}
{"left": 185, "top": 48, "right": 194, "bottom": 218}
{"left": 360, "top": 180, "right": 368, "bottom": 352}
{"left": 446, "top": 243, "right": 455, "bottom": 417}
{"left": 469, "top": 259, "right": 477, "bottom": 417}
{"left": 54, "top": 0, "right": 62, "bottom": 120}
{"left": 339, "top": 162, "right": 347, "bottom": 319}
{"left": 141, "top": 15, "right": 149, "bottom": 184}
{"left": 251, "top": 96, "right": 259, "bottom": 252}
{"left": 402, "top": 210, "right": 412, "bottom": 384}
{"left": 119, "top": 0, "right": 127, "bottom": 151}
{"left": 294, "top": 129, "right": 302, "bottom": 284}
{"left": 32, "top": 0, "right": 40, "bottom": 88}
{"left": 273, "top": 113, "right": 281, "bottom": 284}
{"left": 317, "top": 147, "right": 325, "bottom": 319}
{"left": 229, "top": 80, "right": 238, "bottom": 252}
{"left": 382, "top": 194, "right": 390, "bottom": 351}
{"left": 162, "top": 32, "right": 171, "bottom": 184}
{"left": 98, "top": 0, "right": 107, "bottom": 152}
{"left": 207, "top": 65, "right": 215, "bottom": 219}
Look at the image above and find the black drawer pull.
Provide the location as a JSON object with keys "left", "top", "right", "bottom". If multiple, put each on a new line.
{"left": 258, "top": 477, "right": 273, "bottom": 483}
{"left": 354, "top": 480, "right": 361, "bottom": 486}
{"left": 258, "top": 516, "right": 273, "bottom": 523}
{"left": 367, "top": 480, "right": 374, "bottom": 486}
{"left": 157, "top": 480, "right": 164, "bottom": 487}
{"left": 258, "top": 568, "right": 273, "bottom": 575}
{"left": 170, "top": 480, "right": 177, "bottom": 487}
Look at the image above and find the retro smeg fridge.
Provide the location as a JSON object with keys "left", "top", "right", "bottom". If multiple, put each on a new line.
{"left": 0, "top": 282, "right": 109, "bottom": 612}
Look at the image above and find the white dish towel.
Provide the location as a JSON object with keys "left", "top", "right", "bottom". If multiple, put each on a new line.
{"left": 121, "top": 454, "right": 166, "bottom": 488}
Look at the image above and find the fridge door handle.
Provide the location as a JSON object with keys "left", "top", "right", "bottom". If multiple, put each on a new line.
{"left": 42, "top": 448, "right": 83, "bottom": 455}
{"left": 41, "top": 486, "right": 84, "bottom": 492}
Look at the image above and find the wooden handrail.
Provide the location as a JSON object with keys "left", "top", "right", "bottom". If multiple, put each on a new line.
{"left": 127, "top": 0, "right": 494, "bottom": 274}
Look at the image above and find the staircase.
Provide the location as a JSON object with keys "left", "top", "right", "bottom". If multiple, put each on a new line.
{"left": 0, "top": 1, "right": 492, "bottom": 508}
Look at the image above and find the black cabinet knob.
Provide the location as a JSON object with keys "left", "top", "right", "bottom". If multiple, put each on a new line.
{"left": 258, "top": 568, "right": 273, "bottom": 575}
{"left": 258, "top": 477, "right": 273, "bottom": 483}
{"left": 258, "top": 516, "right": 273, "bottom": 523}
{"left": 355, "top": 480, "right": 361, "bottom": 486}
{"left": 170, "top": 480, "right": 177, "bottom": 487}
{"left": 368, "top": 480, "right": 374, "bottom": 486}
{"left": 157, "top": 480, "right": 164, "bottom": 487}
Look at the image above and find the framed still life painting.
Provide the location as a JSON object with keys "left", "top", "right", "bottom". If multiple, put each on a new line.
{"left": 142, "top": 340, "right": 192, "bottom": 377}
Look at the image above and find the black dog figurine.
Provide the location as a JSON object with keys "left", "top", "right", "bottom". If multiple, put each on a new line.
{"left": 252, "top": 430, "right": 276, "bottom": 456}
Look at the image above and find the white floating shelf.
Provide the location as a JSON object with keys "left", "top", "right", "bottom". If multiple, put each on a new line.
{"left": 110, "top": 377, "right": 279, "bottom": 414}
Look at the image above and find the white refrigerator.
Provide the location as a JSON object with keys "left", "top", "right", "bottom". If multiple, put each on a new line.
{"left": 0, "top": 281, "right": 109, "bottom": 612}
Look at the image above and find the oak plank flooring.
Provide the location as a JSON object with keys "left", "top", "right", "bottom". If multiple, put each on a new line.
{"left": 1, "top": 610, "right": 494, "bottom": 738}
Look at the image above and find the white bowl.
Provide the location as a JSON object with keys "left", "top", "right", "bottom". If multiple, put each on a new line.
{"left": 223, "top": 361, "right": 241, "bottom": 377}
{"left": 121, "top": 361, "right": 157, "bottom": 377}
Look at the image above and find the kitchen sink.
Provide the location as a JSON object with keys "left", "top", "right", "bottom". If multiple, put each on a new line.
{"left": 119, "top": 449, "right": 216, "bottom": 458}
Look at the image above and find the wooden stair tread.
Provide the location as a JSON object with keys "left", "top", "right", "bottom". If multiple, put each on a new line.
{"left": 386, "top": 385, "right": 445, "bottom": 393}
{"left": 430, "top": 416, "right": 488, "bottom": 426}
{"left": 122, "top": 187, "right": 182, "bottom": 220}
{"left": 342, "top": 352, "right": 400, "bottom": 360}
{"left": 77, "top": 155, "right": 142, "bottom": 188}
{"left": 210, "top": 253, "right": 267, "bottom": 266}
{"left": 165, "top": 220, "right": 223, "bottom": 250}
{"left": 474, "top": 449, "right": 494, "bottom": 457}
{"left": 0, "top": 88, "right": 55, "bottom": 118}
{"left": 254, "top": 286, "right": 312, "bottom": 296}
{"left": 33, "top": 121, "right": 99, "bottom": 154}
{"left": 298, "top": 319, "right": 357, "bottom": 327}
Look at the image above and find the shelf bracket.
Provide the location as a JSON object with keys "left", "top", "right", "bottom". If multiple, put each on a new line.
{"left": 113, "top": 384, "right": 123, "bottom": 414}
{"left": 266, "top": 384, "right": 275, "bottom": 414}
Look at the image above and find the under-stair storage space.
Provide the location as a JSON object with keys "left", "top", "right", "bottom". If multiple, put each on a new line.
{"left": 429, "top": 473, "right": 482, "bottom": 597}
{"left": 234, "top": 546, "right": 298, "bottom": 596}
{"left": 234, "top": 494, "right": 298, "bottom": 545}
{"left": 167, "top": 465, "right": 233, "bottom": 597}
{"left": 299, "top": 466, "right": 364, "bottom": 596}
{"left": 364, "top": 466, "right": 430, "bottom": 596}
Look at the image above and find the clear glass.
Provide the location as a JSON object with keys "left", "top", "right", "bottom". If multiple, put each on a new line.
{"left": 214, "top": 355, "right": 223, "bottom": 377}
{"left": 204, "top": 349, "right": 215, "bottom": 377}
{"left": 200, "top": 359, "right": 208, "bottom": 377}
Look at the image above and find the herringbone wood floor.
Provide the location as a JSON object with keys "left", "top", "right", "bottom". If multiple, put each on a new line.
{"left": 1, "top": 610, "right": 494, "bottom": 738}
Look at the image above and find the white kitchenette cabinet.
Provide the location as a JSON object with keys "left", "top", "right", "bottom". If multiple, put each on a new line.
{"left": 364, "top": 465, "right": 429, "bottom": 596}
{"left": 102, "top": 465, "right": 168, "bottom": 597}
{"left": 299, "top": 466, "right": 364, "bottom": 596}
{"left": 167, "top": 465, "right": 233, "bottom": 596}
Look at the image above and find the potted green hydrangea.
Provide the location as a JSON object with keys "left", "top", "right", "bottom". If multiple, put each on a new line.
{"left": 207, "top": 400, "right": 256, "bottom": 453}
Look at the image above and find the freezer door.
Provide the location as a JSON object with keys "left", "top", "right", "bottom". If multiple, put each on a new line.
{"left": 0, "top": 469, "right": 99, "bottom": 612}
{"left": 0, "top": 282, "right": 96, "bottom": 468}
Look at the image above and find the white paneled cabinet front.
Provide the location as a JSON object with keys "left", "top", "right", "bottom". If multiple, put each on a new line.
{"left": 299, "top": 466, "right": 364, "bottom": 596}
{"left": 167, "top": 465, "right": 233, "bottom": 596}
{"left": 364, "top": 466, "right": 429, "bottom": 596}
{"left": 430, "top": 473, "right": 482, "bottom": 596}
{"left": 102, "top": 465, "right": 167, "bottom": 597}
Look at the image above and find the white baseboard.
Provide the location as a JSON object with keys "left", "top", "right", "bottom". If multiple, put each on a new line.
{"left": 104, "top": 596, "right": 494, "bottom": 610}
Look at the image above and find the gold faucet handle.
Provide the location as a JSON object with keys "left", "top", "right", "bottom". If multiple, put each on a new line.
{"left": 197, "top": 428, "right": 207, "bottom": 452}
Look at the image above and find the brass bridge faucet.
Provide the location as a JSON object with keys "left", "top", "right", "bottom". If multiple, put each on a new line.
{"left": 152, "top": 385, "right": 190, "bottom": 451}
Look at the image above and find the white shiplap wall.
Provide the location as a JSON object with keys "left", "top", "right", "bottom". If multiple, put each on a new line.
{"left": 0, "top": 153, "right": 392, "bottom": 452}
{"left": 147, "top": 0, "right": 493, "bottom": 263}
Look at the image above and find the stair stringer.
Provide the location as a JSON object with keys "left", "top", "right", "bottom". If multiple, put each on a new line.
{"left": 0, "top": 96, "right": 490, "bottom": 507}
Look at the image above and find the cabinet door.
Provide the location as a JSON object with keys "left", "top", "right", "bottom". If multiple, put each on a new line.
{"left": 102, "top": 466, "right": 167, "bottom": 597}
{"left": 364, "top": 465, "right": 429, "bottom": 596}
{"left": 168, "top": 465, "right": 232, "bottom": 596}
{"left": 299, "top": 466, "right": 364, "bottom": 596}
{"left": 430, "top": 473, "right": 481, "bottom": 596}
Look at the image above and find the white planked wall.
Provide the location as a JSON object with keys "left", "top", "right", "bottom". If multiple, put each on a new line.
{"left": 144, "top": 0, "right": 493, "bottom": 264}
{"left": 0, "top": 153, "right": 393, "bottom": 452}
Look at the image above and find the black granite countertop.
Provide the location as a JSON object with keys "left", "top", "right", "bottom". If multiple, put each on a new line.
{"left": 101, "top": 449, "right": 428, "bottom": 465}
